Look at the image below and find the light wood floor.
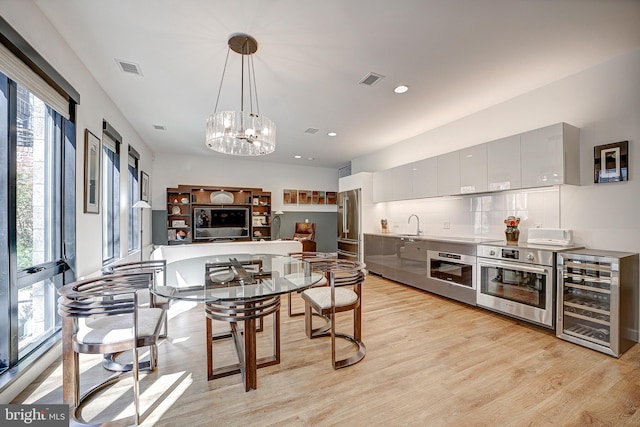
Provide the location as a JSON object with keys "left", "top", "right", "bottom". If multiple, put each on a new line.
{"left": 13, "top": 274, "right": 640, "bottom": 426}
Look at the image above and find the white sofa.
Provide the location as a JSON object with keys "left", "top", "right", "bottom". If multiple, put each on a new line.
{"left": 151, "top": 240, "right": 303, "bottom": 265}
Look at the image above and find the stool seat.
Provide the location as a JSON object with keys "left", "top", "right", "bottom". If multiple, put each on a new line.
{"left": 301, "top": 287, "right": 357, "bottom": 310}
{"left": 79, "top": 308, "right": 165, "bottom": 346}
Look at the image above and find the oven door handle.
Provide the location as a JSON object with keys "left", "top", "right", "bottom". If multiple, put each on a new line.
{"left": 478, "top": 258, "right": 549, "bottom": 275}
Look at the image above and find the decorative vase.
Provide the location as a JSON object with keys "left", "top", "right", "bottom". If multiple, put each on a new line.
{"left": 505, "top": 227, "right": 520, "bottom": 244}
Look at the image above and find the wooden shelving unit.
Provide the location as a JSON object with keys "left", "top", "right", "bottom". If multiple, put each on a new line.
{"left": 251, "top": 191, "right": 271, "bottom": 240}
{"left": 165, "top": 185, "right": 271, "bottom": 244}
{"left": 166, "top": 188, "right": 192, "bottom": 244}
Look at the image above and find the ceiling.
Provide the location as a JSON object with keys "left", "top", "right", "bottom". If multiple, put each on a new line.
{"left": 34, "top": 0, "right": 640, "bottom": 169}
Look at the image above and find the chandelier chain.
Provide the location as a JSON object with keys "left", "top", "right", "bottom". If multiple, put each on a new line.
{"left": 249, "top": 53, "right": 259, "bottom": 116}
{"left": 213, "top": 47, "right": 232, "bottom": 115}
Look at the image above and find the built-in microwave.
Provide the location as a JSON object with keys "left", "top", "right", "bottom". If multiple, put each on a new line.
{"left": 427, "top": 250, "right": 476, "bottom": 289}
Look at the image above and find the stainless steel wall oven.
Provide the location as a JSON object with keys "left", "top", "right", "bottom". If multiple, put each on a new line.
{"left": 427, "top": 250, "right": 475, "bottom": 289}
{"left": 476, "top": 244, "right": 556, "bottom": 328}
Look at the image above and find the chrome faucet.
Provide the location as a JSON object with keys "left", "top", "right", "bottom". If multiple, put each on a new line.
{"left": 408, "top": 214, "right": 422, "bottom": 236}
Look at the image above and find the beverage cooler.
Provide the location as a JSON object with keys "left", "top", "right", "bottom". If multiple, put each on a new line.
{"left": 556, "top": 249, "right": 639, "bottom": 357}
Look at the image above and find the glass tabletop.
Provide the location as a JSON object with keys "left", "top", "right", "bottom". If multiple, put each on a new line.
{"left": 154, "top": 253, "right": 325, "bottom": 302}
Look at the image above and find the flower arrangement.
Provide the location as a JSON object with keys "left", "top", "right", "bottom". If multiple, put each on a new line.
{"left": 504, "top": 216, "right": 520, "bottom": 243}
{"left": 504, "top": 216, "right": 520, "bottom": 229}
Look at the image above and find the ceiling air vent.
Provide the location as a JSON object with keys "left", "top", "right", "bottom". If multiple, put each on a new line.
{"left": 152, "top": 124, "right": 167, "bottom": 131}
{"left": 359, "top": 72, "right": 385, "bottom": 87}
{"left": 304, "top": 128, "right": 319, "bottom": 134}
{"left": 115, "top": 59, "right": 143, "bottom": 76}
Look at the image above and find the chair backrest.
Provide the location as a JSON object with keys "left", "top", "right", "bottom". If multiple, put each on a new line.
{"left": 103, "top": 259, "right": 167, "bottom": 286}
{"left": 58, "top": 272, "right": 153, "bottom": 320}
{"left": 293, "top": 222, "right": 315, "bottom": 241}
{"left": 312, "top": 260, "right": 366, "bottom": 288}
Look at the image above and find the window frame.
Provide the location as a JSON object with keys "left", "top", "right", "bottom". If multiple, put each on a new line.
{"left": 0, "top": 14, "right": 78, "bottom": 387}
{"left": 0, "top": 76, "right": 76, "bottom": 375}
{"left": 127, "top": 145, "right": 140, "bottom": 253}
{"left": 101, "top": 130, "right": 120, "bottom": 264}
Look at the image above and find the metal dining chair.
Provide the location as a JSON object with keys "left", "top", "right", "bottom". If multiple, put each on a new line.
{"left": 286, "top": 252, "right": 333, "bottom": 317}
{"left": 103, "top": 259, "right": 170, "bottom": 338}
{"left": 300, "top": 259, "right": 366, "bottom": 369}
{"left": 58, "top": 272, "right": 166, "bottom": 425}
{"left": 203, "top": 257, "right": 280, "bottom": 391}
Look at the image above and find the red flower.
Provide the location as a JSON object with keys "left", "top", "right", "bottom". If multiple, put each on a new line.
{"left": 504, "top": 216, "right": 520, "bottom": 227}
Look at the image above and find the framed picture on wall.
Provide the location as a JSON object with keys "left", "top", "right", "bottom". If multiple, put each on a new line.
{"left": 84, "top": 129, "right": 101, "bottom": 214}
{"left": 594, "top": 141, "right": 628, "bottom": 183}
{"left": 326, "top": 191, "right": 337, "bottom": 205}
{"left": 140, "top": 171, "right": 150, "bottom": 201}
{"left": 298, "top": 190, "right": 312, "bottom": 204}
{"left": 313, "top": 191, "right": 326, "bottom": 204}
{"left": 283, "top": 189, "right": 297, "bottom": 204}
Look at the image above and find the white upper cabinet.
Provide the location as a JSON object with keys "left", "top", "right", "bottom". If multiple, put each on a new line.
{"left": 487, "top": 134, "right": 521, "bottom": 191}
{"left": 372, "top": 168, "right": 393, "bottom": 202}
{"left": 411, "top": 157, "right": 438, "bottom": 199}
{"left": 459, "top": 144, "right": 487, "bottom": 194}
{"left": 392, "top": 164, "right": 413, "bottom": 200}
{"left": 371, "top": 122, "right": 579, "bottom": 202}
{"left": 520, "top": 123, "right": 580, "bottom": 188}
{"left": 437, "top": 151, "right": 461, "bottom": 196}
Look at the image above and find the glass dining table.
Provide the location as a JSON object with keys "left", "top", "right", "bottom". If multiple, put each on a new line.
{"left": 152, "top": 253, "right": 325, "bottom": 391}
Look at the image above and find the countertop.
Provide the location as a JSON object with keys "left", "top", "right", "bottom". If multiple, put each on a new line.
{"left": 364, "top": 232, "right": 499, "bottom": 245}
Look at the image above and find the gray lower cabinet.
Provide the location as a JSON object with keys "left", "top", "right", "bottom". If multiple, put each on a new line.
{"left": 364, "top": 234, "right": 477, "bottom": 305}
{"left": 364, "top": 234, "right": 428, "bottom": 288}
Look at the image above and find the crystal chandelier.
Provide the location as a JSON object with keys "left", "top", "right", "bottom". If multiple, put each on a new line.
{"left": 206, "top": 33, "right": 276, "bottom": 156}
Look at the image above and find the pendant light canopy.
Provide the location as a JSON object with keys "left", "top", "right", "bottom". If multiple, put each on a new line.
{"left": 205, "top": 33, "right": 276, "bottom": 156}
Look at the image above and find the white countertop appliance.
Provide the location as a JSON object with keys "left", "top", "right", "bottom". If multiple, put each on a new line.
{"left": 527, "top": 228, "right": 574, "bottom": 246}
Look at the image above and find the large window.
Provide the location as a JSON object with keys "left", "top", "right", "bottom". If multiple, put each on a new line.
{"left": 102, "top": 129, "right": 120, "bottom": 263}
{"left": 0, "top": 76, "right": 75, "bottom": 374}
{"left": 128, "top": 146, "right": 140, "bottom": 253}
{"left": 14, "top": 85, "right": 63, "bottom": 358}
{"left": 0, "top": 17, "right": 78, "bottom": 383}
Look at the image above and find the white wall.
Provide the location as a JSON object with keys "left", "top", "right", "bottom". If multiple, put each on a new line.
{"left": 151, "top": 153, "right": 338, "bottom": 213}
{"left": 1, "top": 1, "right": 156, "bottom": 277}
{"left": 352, "top": 49, "right": 640, "bottom": 254}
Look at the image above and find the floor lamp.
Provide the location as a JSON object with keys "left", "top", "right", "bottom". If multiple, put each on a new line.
{"left": 133, "top": 200, "right": 151, "bottom": 261}
{"left": 272, "top": 211, "right": 284, "bottom": 240}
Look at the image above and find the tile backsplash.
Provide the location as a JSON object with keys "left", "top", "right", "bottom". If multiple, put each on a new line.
{"left": 383, "top": 186, "right": 560, "bottom": 240}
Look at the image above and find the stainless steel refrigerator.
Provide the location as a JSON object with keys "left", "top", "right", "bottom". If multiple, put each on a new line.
{"left": 337, "top": 189, "right": 361, "bottom": 261}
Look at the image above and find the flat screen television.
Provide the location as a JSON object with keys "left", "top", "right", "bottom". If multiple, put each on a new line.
{"left": 193, "top": 207, "right": 249, "bottom": 241}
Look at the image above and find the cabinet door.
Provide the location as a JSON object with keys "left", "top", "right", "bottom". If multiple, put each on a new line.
{"left": 487, "top": 134, "right": 521, "bottom": 191}
{"left": 373, "top": 169, "right": 393, "bottom": 202}
{"left": 411, "top": 157, "right": 438, "bottom": 199}
{"left": 459, "top": 144, "right": 487, "bottom": 194}
{"left": 392, "top": 164, "right": 413, "bottom": 201}
{"left": 437, "top": 151, "right": 461, "bottom": 196}
{"left": 520, "top": 123, "right": 564, "bottom": 188}
{"left": 380, "top": 236, "right": 402, "bottom": 281}
{"left": 364, "top": 234, "right": 383, "bottom": 275}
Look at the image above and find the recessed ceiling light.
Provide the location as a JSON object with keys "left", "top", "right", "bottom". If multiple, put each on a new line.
{"left": 394, "top": 85, "right": 409, "bottom": 94}
{"left": 327, "top": 132, "right": 337, "bottom": 137}
{"left": 294, "top": 155, "right": 302, "bottom": 159}
{"left": 307, "top": 157, "right": 315, "bottom": 161}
